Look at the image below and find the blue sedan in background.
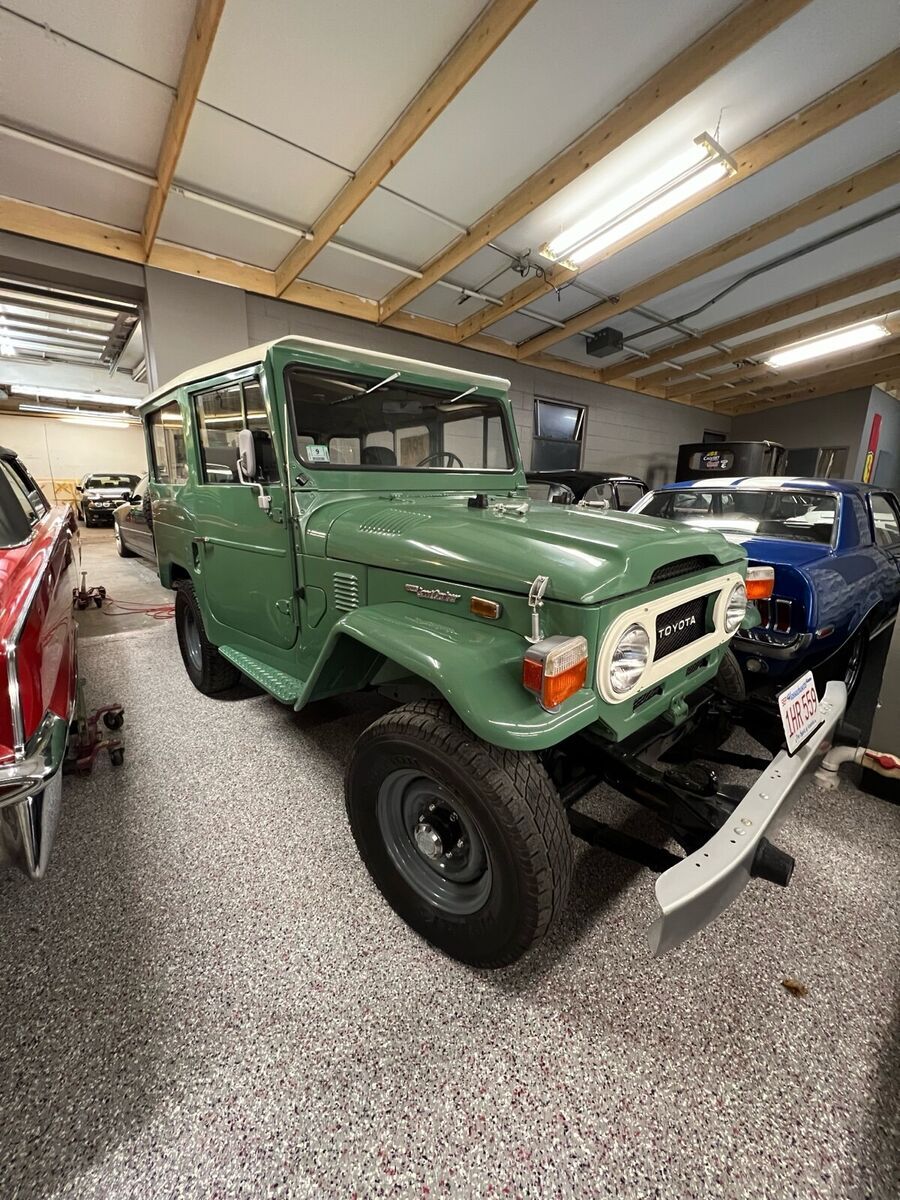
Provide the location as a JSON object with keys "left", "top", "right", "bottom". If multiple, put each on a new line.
{"left": 631, "top": 478, "right": 900, "bottom": 695}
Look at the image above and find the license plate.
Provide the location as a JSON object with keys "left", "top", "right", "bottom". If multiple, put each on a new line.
{"left": 778, "top": 670, "right": 821, "bottom": 754}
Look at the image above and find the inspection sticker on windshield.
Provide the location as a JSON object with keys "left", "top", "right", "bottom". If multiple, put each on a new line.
{"left": 778, "top": 670, "right": 820, "bottom": 755}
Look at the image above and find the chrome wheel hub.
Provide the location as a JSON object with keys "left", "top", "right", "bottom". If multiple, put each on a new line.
{"left": 414, "top": 822, "right": 444, "bottom": 859}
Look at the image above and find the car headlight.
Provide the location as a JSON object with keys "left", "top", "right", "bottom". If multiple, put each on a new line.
{"left": 609, "top": 622, "right": 651, "bottom": 695}
{"left": 724, "top": 581, "right": 747, "bottom": 635}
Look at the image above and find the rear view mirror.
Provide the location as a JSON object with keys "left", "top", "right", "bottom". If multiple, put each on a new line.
{"left": 237, "top": 428, "right": 257, "bottom": 482}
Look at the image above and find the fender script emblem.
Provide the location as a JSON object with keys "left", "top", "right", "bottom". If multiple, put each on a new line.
{"left": 405, "top": 584, "right": 461, "bottom": 603}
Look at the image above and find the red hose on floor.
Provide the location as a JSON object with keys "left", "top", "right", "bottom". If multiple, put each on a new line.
{"left": 99, "top": 595, "right": 176, "bottom": 620}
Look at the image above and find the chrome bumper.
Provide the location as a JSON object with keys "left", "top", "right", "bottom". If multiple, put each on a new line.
{"left": 648, "top": 680, "right": 847, "bottom": 956}
{"left": 0, "top": 712, "right": 69, "bottom": 879}
{"left": 733, "top": 631, "right": 813, "bottom": 659}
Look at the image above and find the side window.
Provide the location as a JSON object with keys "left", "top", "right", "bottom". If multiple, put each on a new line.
{"left": 871, "top": 495, "right": 900, "bottom": 546}
{"left": 615, "top": 483, "right": 645, "bottom": 510}
{"left": 583, "top": 483, "right": 613, "bottom": 505}
{"left": 194, "top": 378, "right": 279, "bottom": 484}
{"left": 5, "top": 458, "right": 48, "bottom": 515}
{"left": 0, "top": 459, "right": 39, "bottom": 526}
{"left": 149, "top": 401, "right": 188, "bottom": 484}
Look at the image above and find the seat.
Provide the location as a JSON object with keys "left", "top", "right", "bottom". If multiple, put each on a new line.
{"left": 361, "top": 445, "right": 397, "bottom": 466}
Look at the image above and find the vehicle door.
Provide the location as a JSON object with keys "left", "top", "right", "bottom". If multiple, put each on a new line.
{"left": 123, "top": 476, "right": 155, "bottom": 557}
{"left": 187, "top": 373, "right": 298, "bottom": 651}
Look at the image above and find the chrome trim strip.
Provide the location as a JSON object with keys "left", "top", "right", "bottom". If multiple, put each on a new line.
{"left": 648, "top": 680, "right": 847, "bottom": 957}
{"left": 3, "top": 510, "right": 71, "bottom": 760}
{"left": 733, "top": 631, "right": 813, "bottom": 659}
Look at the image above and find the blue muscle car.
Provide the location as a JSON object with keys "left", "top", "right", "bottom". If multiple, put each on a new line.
{"left": 631, "top": 478, "right": 900, "bottom": 694}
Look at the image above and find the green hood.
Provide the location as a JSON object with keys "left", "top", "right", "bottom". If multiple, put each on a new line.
{"left": 315, "top": 494, "right": 743, "bottom": 604}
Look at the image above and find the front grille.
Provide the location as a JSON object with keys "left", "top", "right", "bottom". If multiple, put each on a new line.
{"left": 653, "top": 594, "right": 710, "bottom": 661}
{"left": 755, "top": 597, "right": 793, "bottom": 633}
{"left": 333, "top": 572, "right": 359, "bottom": 611}
{"left": 650, "top": 555, "right": 718, "bottom": 585}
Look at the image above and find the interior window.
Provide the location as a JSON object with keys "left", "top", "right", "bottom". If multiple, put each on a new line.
{"left": 5, "top": 458, "right": 48, "bottom": 515}
{"left": 195, "top": 385, "right": 243, "bottom": 483}
{"left": 0, "top": 459, "right": 39, "bottom": 528}
{"left": 148, "top": 401, "right": 188, "bottom": 485}
{"left": 532, "top": 399, "right": 584, "bottom": 471}
{"left": 871, "top": 495, "right": 900, "bottom": 546}
{"left": 285, "top": 363, "right": 514, "bottom": 471}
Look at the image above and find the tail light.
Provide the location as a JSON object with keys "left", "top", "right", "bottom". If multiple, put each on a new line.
{"left": 746, "top": 566, "right": 774, "bottom": 600}
{"left": 523, "top": 635, "right": 588, "bottom": 710}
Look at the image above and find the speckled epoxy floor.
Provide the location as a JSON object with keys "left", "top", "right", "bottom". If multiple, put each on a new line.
{"left": 1, "top": 622, "right": 898, "bottom": 1199}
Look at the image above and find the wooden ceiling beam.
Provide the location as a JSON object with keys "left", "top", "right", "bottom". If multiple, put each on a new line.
{"left": 141, "top": 0, "right": 226, "bottom": 256}
{"left": 726, "top": 350, "right": 900, "bottom": 414}
{"left": 272, "top": 0, "right": 537, "bottom": 296}
{"left": 378, "top": 0, "right": 812, "bottom": 322}
{"left": 456, "top": 46, "right": 900, "bottom": 341}
{"left": 602, "top": 255, "right": 900, "bottom": 383}
{"left": 666, "top": 288, "right": 900, "bottom": 399}
{"left": 0, "top": 194, "right": 668, "bottom": 399}
{"left": 518, "top": 152, "right": 900, "bottom": 358}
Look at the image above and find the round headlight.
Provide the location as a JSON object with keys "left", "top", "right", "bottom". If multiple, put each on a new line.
{"left": 724, "top": 581, "right": 747, "bottom": 635}
{"left": 609, "top": 622, "right": 651, "bottom": 695}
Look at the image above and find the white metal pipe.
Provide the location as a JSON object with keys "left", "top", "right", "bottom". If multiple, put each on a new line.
{"left": 0, "top": 123, "right": 154, "bottom": 186}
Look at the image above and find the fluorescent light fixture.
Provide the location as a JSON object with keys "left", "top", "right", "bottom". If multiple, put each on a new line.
{"left": 58, "top": 415, "right": 139, "bottom": 429}
{"left": 540, "top": 132, "right": 737, "bottom": 268}
{"left": 765, "top": 322, "right": 890, "bottom": 369}
{"left": 12, "top": 384, "right": 143, "bottom": 406}
{"left": 18, "top": 401, "right": 139, "bottom": 424}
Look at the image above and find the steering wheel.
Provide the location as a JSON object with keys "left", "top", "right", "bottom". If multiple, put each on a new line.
{"left": 416, "top": 451, "right": 463, "bottom": 468}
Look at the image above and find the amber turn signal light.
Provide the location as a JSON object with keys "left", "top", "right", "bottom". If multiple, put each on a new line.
{"left": 746, "top": 565, "right": 775, "bottom": 600}
{"left": 522, "top": 635, "right": 589, "bottom": 711}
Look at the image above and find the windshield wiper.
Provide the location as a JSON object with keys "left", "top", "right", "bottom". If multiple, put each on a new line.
{"left": 331, "top": 370, "right": 400, "bottom": 405}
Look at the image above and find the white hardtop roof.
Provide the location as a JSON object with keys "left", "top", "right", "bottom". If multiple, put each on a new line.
{"left": 141, "top": 335, "right": 511, "bottom": 409}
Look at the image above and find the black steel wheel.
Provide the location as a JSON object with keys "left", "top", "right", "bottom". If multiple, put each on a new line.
{"left": 103, "top": 710, "right": 124, "bottom": 731}
{"left": 842, "top": 628, "right": 867, "bottom": 699}
{"left": 109, "top": 747, "right": 124, "bottom": 767}
{"left": 346, "top": 699, "right": 573, "bottom": 967}
{"left": 174, "top": 580, "right": 240, "bottom": 695}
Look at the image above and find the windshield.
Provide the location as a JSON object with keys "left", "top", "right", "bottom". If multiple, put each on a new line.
{"left": 641, "top": 489, "right": 837, "bottom": 545}
{"left": 285, "top": 363, "right": 515, "bottom": 471}
{"left": 84, "top": 474, "right": 136, "bottom": 489}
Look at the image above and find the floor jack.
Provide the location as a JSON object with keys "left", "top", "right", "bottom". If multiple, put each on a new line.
{"left": 73, "top": 569, "right": 106, "bottom": 610}
{"left": 64, "top": 681, "right": 126, "bottom": 772}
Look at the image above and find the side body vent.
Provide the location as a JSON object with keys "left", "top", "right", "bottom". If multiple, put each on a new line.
{"left": 333, "top": 572, "right": 360, "bottom": 611}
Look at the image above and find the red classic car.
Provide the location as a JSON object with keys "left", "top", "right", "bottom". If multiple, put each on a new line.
{"left": 0, "top": 446, "right": 79, "bottom": 878}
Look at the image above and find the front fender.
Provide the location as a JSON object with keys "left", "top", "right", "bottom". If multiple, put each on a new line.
{"left": 323, "top": 603, "right": 601, "bottom": 751}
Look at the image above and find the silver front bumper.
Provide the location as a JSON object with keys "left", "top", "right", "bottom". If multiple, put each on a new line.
{"left": 648, "top": 680, "right": 847, "bottom": 956}
{"left": 0, "top": 711, "right": 69, "bottom": 879}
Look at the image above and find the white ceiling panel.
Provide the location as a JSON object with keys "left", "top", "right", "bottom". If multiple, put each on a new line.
{"left": 157, "top": 192, "right": 297, "bottom": 270}
{"left": 176, "top": 104, "right": 349, "bottom": 229}
{"left": 521, "top": 283, "right": 606, "bottom": 323}
{"left": 625, "top": 197, "right": 900, "bottom": 343}
{"left": 500, "top": 0, "right": 900, "bottom": 258}
{"left": 299, "top": 245, "right": 407, "bottom": 302}
{"left": 486, "top": 312, "right": 553, "bottom": 343}
{"left": 5, "top": 0, "right": 196, "bottom": 85}
{"left": 199, "top": 0, "right": 486, "bottom": 170}
{"left": 575, "top": 101, "right": 900, "bottom": 301}
{"left": 383, "top": 0, "right": 737, "bottom": 225}
{"left": 442, "top": 246, "right": 519, "bottom": 292}
{"left": 402, "top": 286, "right": 479, "bottom": 324}
{"left": 1, "top": 10, "right": 172, "bottom": 169}
{"left": 0, "top": 134, "right": 149, "bottom": 229}
{"left": 337, "top": 192, "right": 458, "bottom": 275}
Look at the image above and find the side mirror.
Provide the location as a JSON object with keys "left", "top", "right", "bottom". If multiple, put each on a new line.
{"left": 237, "top": 428, "right": 257, "bottom": 482}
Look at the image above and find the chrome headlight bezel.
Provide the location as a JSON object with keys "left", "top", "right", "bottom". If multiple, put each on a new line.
{"left": 608, "top": 622, "right": 651, "bottom": 696}
{"left": 724, "top": 581, "right": 748, "bottom": 635}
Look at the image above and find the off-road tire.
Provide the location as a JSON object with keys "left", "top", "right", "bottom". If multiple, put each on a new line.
{"left": 714, "top": 647, "right": 746, "bottom": 703}
{"left": 174, "top": 580, "right": 240, "bottom": 695}
{"left": 346, "top": 699, "right": 573, "bottom": 968}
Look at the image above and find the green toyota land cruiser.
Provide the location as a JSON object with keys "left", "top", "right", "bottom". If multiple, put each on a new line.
{"left": 140, "top": 337, "right": 846, "bottom": 967}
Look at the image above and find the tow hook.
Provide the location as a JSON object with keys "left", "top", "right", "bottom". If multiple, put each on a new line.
{"left": 751, "top": 838, "right": 794, "bottom": 887}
